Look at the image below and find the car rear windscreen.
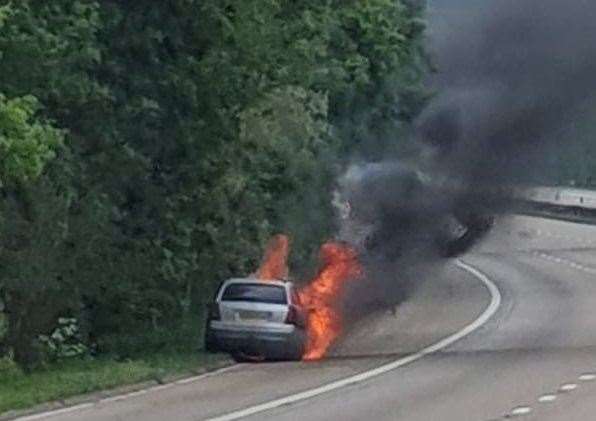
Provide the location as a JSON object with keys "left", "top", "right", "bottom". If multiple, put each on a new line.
{"left": 221, "top": 283, "right": 287, "bottom": 305}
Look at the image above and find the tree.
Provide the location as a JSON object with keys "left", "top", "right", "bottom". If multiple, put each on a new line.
{"left": 0, "top": 0, "right": 430, "bottom": 368}
{"left": 0, "top": 95, "right": 63, "bottom": 186}
{"left": 0, "top": 94, "right": 66, "bottom": 368}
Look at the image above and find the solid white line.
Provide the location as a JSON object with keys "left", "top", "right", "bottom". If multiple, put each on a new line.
{"left": 149, "top": 384, "right": 174, "bottom": 392}
{"left": 204, "top": 259, "right": 502, "bottom": 421}
{"left": 14, "top": 404, "right": 95, "bottom": 421}
{"left": 14, "top": 364, "right": 242, "bottom": 420}
{"left": 98, "top": 390, "right": 148, "bottom": 405}
{"left": 174, "top": 364, "right": 242, "bottom": 385}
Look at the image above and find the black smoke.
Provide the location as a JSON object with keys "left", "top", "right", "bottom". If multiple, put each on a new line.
{"left": 355, "top": 0, "right": 596, "bottom": 257}
{"left": 420, "top": 0, "right": 596, "bottom": 185}
{"left": 340, "top": 0, "right": 596, "bottom": 325}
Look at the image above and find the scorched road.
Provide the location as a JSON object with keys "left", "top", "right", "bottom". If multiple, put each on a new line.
{"left": 16, "top": 215, "right": 596, "bottom": 420}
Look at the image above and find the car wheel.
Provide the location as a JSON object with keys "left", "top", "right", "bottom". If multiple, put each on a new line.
{"left": 232, "top": 351, "right": 265, "bottom": 363}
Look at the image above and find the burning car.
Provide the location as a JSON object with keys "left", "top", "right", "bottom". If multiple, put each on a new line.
{"left": 204, "top": 236, "right": 362, "bottom": 362}
{"left": 204, "top": 278, "right": 307, "bottom": 361}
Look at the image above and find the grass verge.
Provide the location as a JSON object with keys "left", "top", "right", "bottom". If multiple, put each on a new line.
{"left": 0, "top": 351, "right": 231, "bottom": 415}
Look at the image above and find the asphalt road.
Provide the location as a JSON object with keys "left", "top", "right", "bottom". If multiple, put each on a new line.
{"left": 19, "top": 215, "right": 596, "bottom": 421}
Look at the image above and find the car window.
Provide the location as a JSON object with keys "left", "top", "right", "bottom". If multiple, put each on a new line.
{"left": 221, "top": 283, "right": 287, "bottom": 305}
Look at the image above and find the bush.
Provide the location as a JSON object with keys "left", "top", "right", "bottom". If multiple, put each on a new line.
{"left": 38, "top": 318, "right": 88, "bottom": 362}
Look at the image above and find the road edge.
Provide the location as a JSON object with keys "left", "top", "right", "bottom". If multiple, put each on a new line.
{"left": 5, "top": 361, "right": 239, "bottom": 421}
{"left": 204, "top": 259, "right": 502, "bottom": 421}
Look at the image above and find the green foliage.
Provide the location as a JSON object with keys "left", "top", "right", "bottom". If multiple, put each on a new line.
{"left": 0, "top": 166, "right": 76, "bottom": 369}
{"left": 0, "top": 351, "right": 230, "bottom": 414}
{"left": 0, "top": 312, "right": 6, "bottom": 345}
{"left": 0, "top": 95, "right": 63, "bottom": 186}
{"left": 0, "top": 0, "right": 429, "bottom": 370}
{"left": 0, "top": 1, "right": 106, "bottom": 112}
{"left": 38, "top": 318, "right": 88, "bottom": 361}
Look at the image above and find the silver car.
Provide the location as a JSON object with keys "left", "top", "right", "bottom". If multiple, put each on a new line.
{"left": 204, "top": 278, "right": 307, "bottom": 361}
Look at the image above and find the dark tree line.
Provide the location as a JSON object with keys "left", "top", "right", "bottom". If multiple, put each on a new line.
{"left": 0, "top": 0, "right": 428, "bottom": 369}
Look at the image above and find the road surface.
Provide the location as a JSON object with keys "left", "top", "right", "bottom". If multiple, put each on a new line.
{"left": 16, "top": 215, "right": 596, "bottom": 420}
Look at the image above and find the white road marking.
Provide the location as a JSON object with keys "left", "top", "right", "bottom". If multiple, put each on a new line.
{"left": 175, "top": 364, "right": 242, "bottom": 385}
{"left": 13, "top": 364, "right": 242, "bottom": 420}
{"left": 579, "top": 373, "right": 596, "bottom": 382}
{"left": 538, "top": 394, "right": 557, "bottom": 403}
{"left": 99, "top": 395, "right": 129, "bottom": 404}
{"left": 98, "top": 389, "right": 149, "bottom": 405}
{"left": 559, "top": 383, "right": 578, "bottom": 392}
{"left": 510, "top": 406, "right": 533, "bottom": 416}
{"left": 204, "top": 259, "right": 502, "bottom": 421}
{"left": 148, "top": 384, "right": 174, "bottom": 392}
{"left": 14, "top": 404, "right": 94, "bottom": 421}
{"left": 96, "top": 383, "right": 175, "bottom": 404}
{"left": 533, "top": 252, "right": 596, "bottom": 275}
{"left": 12, "top": 261, "right": 500, "bottom": 421}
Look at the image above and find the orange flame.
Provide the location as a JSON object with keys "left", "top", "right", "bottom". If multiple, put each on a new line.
{"left": 299, "top": 242, "right": 362, "bottom": 361}
{"left": 256, "top": 234, "right": 290, "bottom": 281}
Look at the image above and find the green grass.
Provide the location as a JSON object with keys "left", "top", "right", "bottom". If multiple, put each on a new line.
{"left": 0, "top": 351, "right": 231, "bottom": 415}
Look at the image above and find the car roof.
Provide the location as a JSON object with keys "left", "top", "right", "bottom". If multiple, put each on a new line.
{"left": 222, "top": 278, "right": 290, "bottom": 288}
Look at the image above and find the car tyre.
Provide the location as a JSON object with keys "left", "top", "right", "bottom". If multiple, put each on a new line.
{"left": 232, "top": 351, "right": 265, "bottom": 363}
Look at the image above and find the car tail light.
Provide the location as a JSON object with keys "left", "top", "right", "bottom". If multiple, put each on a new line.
{"left": 208, "top": 303, "right": 221, "bottom": 320}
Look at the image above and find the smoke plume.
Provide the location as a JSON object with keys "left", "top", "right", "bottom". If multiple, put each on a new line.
{"left": 420, "top": 0, "right": 596, "bottom": 184}
{"left": 341, "top": 0, "right": 596, "bottom": 325}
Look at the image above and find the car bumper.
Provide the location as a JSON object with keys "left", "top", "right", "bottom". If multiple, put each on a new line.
{"left": 208, "top": 323, "right": 306, "bottom": 358}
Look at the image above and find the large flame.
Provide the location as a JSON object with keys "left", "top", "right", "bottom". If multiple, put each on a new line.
{"left": 256, "top": 234, "right": 290, "bottom": 280}
{"left": 299, "top": 242, "right": 362, "bottom": 361}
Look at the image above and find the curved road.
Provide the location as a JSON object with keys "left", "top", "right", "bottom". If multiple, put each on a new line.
{"left": 18, "top": 215, "right": 596, "bottom": 420}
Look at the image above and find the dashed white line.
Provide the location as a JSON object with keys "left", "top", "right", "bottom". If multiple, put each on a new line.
{"left": 538, "top": 394, "right": 557, "bottom": 403}
{"left": 558, "top": 383, "right": 578, "bottom": 393}
{"left": 579, "top": 373, "right": 596, "bottom": 382}
{"left": 510, "top": 406, "right": 533, "bottom": 416}
{"left": 532, "top": 252, "right": 596, "bottom": 275}
{"left": 204, "top": 260, "right": 502, "bottom": 421}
